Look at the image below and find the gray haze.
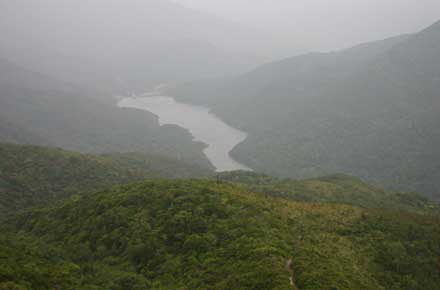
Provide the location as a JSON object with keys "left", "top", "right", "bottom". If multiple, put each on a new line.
{"left": 1, "top": 0, "right": 440, "bottom": 198}
{"left": 1, "top": 0, "right": 439, "bottom": 91}
{"left": 175, "top": 0, "right": 440, "bottom": 55}
{"left": 0, "top": 0, "right": 273, "bottom": 92}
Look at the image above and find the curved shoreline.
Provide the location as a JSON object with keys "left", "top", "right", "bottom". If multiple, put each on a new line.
{"left": 117, "top": 95, "right": 252, "bottom": 172}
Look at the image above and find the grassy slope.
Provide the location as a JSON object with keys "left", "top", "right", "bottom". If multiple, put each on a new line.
{"left": 0, "top": 143, "right": 212, "bottom": 214}
{"left": 2, "top": 180, "right": 440, "bottom": 290}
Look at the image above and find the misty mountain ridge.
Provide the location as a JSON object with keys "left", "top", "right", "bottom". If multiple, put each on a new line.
{"left": 169, "top": 20, "right": 440, "bottom": 200}
{"left": 0, "top": 58, "right": 214, "bottom": 169}
{"left": 0, "top": 3, "right": 440, "bottom": 289}
{"left": 0, "top": 0, "right": 273, "bottom": 94}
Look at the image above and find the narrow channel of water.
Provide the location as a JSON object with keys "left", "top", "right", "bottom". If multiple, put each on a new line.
{"left": 117, "top": 96, "right": 252, "bottom": 172}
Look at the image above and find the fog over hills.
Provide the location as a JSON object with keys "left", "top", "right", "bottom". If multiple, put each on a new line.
{"left": 169, "top": 20, "right": 440, "bottom": 200}
{"left": 1, "top": 1, "right": 439, "bottom": 198}
{"left": 1, "top": 2, "right": 440, "bottom": 289}
{"left": 0, "top": 0, "right": 268, "bottom": 93}
{"left": 0, "top": 57, "right": 213, "bottom": 169}
{"left": 175, "top": 0, "right": 440, "bottom": 54}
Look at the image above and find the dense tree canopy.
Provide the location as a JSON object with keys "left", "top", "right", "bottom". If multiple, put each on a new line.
{"left": 0, "top": 143, "right": 212, "bottom": 216}
{"left": 2, "top": 180, "right": 440, "bottom": 290}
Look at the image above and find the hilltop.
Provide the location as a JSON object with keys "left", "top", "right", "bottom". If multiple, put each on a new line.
{"left": 2, "top": 179, "right": 439, "bottom": 290}
{"left": 0, "top": 143, "right": 212, "bottom": 215}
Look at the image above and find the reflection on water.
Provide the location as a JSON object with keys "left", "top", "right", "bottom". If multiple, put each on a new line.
{"left": 118, "top": 96, "right": 252, "bottom": 172}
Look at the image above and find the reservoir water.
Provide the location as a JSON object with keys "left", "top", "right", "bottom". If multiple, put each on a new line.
{"left": 117, "top": 96, "right": 252, "bottom": 172}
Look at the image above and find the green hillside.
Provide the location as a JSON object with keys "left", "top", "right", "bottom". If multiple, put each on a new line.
{"left": 1, "top": 3, "right": 438, "bottom": 290}
{"left": 169, "top": 20, "right": 440, "bottom": 200}
{"left": 1, "top": 142, "right": 433, "bottom": 218}
{"left": 2, "top": 180, "right": 440, "bottom": 290}
{"left": 216, "top": 171, "right": 438, "bottom": 214}
{"left": 0, "top": 143, "right": 212, "bottom": 214}
{"left": 0, "top": 58, "right": 212, "bottom": 170}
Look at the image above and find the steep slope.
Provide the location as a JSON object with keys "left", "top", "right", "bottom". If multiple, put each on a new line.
{"left": 0, "top": 0, "right": 266, "bottom": 93}
{"left": 2, "top": 180, "right": 440, "bottom": 289}
{"left": 170, "top": 21, "right": 440, "bottom": 200}
{"left": 0, "top": 143, "right": 212, "bottom": 214}
{"left": 0, "top": 58, "right": 213, "bottom": 170}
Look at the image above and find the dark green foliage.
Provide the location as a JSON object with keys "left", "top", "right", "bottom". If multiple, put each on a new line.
{"left": 2, "top": 180, "right": 440, "bottom": 290}
{"left": 0, "top": 235, "right": 83, "bottom": 290}
{"left": 216, "top": 171, "right": 278, "bottom": 185}
{"left": 217, "top": 171, "right": 439, "bottom": 214}
{"left": 0, "top": 143, "right": 212, "bottom": 215}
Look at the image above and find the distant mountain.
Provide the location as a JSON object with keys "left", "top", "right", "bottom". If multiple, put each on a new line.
{"left": 0, "top": 58, "right": 213, "bottom": 169}
{"left": 0, "top": 0, "right": 267, "bottom": 93}
{"left": 2, "top": 179, "right": 440, "bottom": 290}
{"left": 0, "top": 142, "right": 212, "bottom": 215}
{"left": 169, "top": 20, "right": 440, "bottom": 200}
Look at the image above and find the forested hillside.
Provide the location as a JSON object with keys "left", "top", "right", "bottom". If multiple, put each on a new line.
{"left": 2, "top": 142, "right": 434, "bottom": 218}
{"left": 0, "top": 143, "right": 212, "bottom": 215}
{"left": 1, "top": 180, "right": 439, "bottom": 290}
{"left": 1, "top": 2, "right": 438, "bottom": 290}
{"left": 217, "top": 171, "right": 438, "bottom": 214}
{"left": 0, "top": 59, "right": 213, "bottom": 170}
{"left": 169, "top": 20, "right": 440, "bottom": 200}
{"left": 0, "top": 145, "right": 439, "bottom": 290}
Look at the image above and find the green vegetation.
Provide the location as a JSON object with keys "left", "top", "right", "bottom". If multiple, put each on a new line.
{"left": 0, "top": 58, "right": 212, "bottom": 170}
{"left": 217, "top": 171, "right": 439, "bottom": 214}
{"left": 0, "top": 143, "right": 212, "bottom": 215}
{"left": 170, "top": 20, "right": 440, "bottom": 200}
{"left": 2, "top": 180, "right": 440, "bottom": 290}
{"left": 0, "top": 144, "right": 439, "bottom": 289}
{"left": 1, "top": 5, "right": 439, "bottom": 290}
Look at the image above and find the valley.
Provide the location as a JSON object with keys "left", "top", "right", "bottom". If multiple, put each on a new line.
{"left": 118, "top": 95, "right": 252, "bottom": 172}
{"left": 169, "top": 21, "right": 440, "bottom": 200}
{"left": 0, "top": 2, "right": 439, "bottom": 289}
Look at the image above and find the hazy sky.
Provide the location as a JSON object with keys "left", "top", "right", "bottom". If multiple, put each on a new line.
{"left": 173, "top": 0, "right": 440, "bottom": 53}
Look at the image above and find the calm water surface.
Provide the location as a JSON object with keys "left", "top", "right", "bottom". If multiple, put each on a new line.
{"left": 118, "top": 96, "right": 252, "bottom": 172}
